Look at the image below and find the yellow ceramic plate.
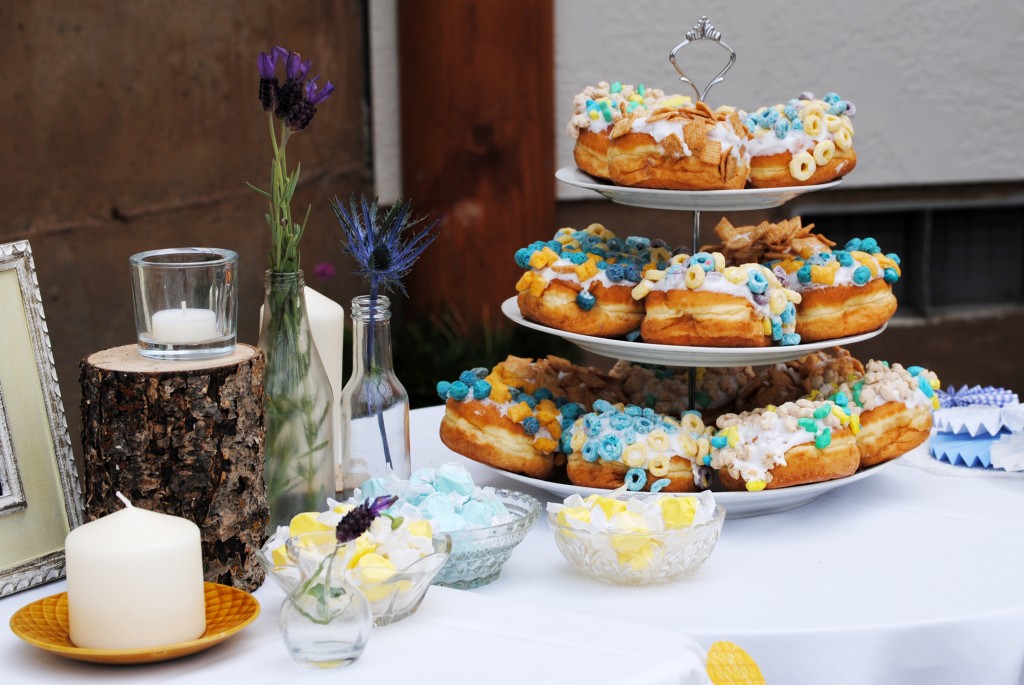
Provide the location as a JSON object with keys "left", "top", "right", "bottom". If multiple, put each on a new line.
{"left": 9, "top": 582, "right": 260, "bottom": 664}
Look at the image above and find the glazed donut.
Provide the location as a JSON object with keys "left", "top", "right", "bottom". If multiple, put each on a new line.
{"left": 633, "top": 251, "right": 802, "bottom": 347}
{"left": 744, "top": 92, "right": 857, "bottom": 188}
{"left": 814, "top": 360, "right": 940, "bottom": 468}
{"left": 770, "top": 237, "right": 900, "bottom": 341}
{"left": 566, "top": 81, "right": 668, "bottom": 179}
{"left": 515, "top": 224, "right": 671, "bottom": 338}
{"left": 711, "top": 400, "right": 861, "bottom": 490}
{"left": 563, "top": 400, "right": 713, "bottom": 493}
{"left": 607, "top": 100, "right": 750, "bottom": 190}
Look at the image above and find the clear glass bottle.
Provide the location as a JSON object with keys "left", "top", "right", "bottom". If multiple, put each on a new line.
{"left": 340, "top": 295, "right": 410, "bottom": 498}
{"left": 258, "top": 271, "right": 336, "bottom": 528}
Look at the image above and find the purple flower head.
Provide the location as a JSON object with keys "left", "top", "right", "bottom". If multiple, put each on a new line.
{"left": 257, "top": 51, "right": 280, "bottom": 112}
{"left": 313, "top": 261, "right": 336, "bottom": 281}
{"left": 257, "top": 52, "right": 277, "bottom": 80}
{"left": 262, "top": 46, "right": 332, "bottom": 130}
{"left": 335, "top": 495, "right": 399, "bottom": 544}
{"left": 305, "top": 77, "right": 335, "bottom": 106}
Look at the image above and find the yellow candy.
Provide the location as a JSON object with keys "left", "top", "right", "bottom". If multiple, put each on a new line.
{"left": 406, "top": 519, "right": 433, "bottom": 538}
{"left": 685, "top": 263, "right": 706, "bottom": 289}
{"left": 765, "top": 404, "right": 777, "bottom": 412}
{"left": 593, "top": 496, "right": 627, "bottom": 520}
{"left": 270, "top": 544, "right": 289, "bottom": 567}
{"left": 769, "top": 288, "right": 787, "bottom": 315}
{"left": 649, "top": 455, "right": 670, "bottom": 477}
{"left": 608, "top": 513, "right": 653, "bottom": 553}
{"left": 720, "top": 425, "right": 739, "bottom": 448}
{"left": 352, "top": 553, "right": 397, "bottom": 601}
{"left": 629, "top": 93, "right": 644, "bottom": 104}
{"left": 832, "top": 405, "right": 851, "bottom": 425}
{"left": 930, "top": 377, "right": 941, "bottom": 390}
{"left": 713, "top": 252, "right": 726, "bottom": 272}
{"left": 723, "top": 266, "right": 746, "bottom": 284}
{"left": 289, "top": 512, "right": 332, "bottom": 537}
{"left": 589, "top": 110, "right": 600, "bottom": 120}
{"left": 507, "top": 401, "right": 533, "bottom": 423}
{"left": 344, "top": 536, "right": 378, "bottom": 569}
{"left": 556, "top": 506, "right": 591, "bottom": 527}
{"left": 850, "top": 413, "right": 861, "bottom": 434}
{"left": 576, "top": 259, "right": 599, "bottom": 281}
{"left": 622, "top": 443, "right": 648, "bottom": 468}
{"left": 660, "top": 497, "right": 697, "bottom": 529}
{"left": 631, "top": 281, "right": 652, "bottom": 300}
{"left": 745, "top": 479, "right": 767, "bottom": 492}
{"left": 570, "top": 430, "right": 586, "bottom": 452}
{"left": 706, "top": 641, "right": 766, "bottom": 685}
{"left": 789, "top": 150, "right": 816, "bottom": 181}
{"left": 647, "top": 430, "right": 670, "bottom": 451}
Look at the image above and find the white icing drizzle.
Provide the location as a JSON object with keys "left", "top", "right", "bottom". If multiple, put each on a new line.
{"left": 651, "top": 269, "right": 772, "bottom": 319}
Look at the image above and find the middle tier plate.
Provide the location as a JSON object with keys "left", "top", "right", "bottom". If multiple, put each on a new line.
{"left": 502, "top": 297, "right": 885, "bottom": 367}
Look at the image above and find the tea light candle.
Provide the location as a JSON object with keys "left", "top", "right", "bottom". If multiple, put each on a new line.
{"left": 151, "top": 301, "right": 218, "bottom": 344}
{"left": 64, "top": 493, "right": 206, "bottom": 649}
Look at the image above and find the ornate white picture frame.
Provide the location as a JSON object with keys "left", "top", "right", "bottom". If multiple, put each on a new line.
{"left": 0, "top": 240, "right": 83, "bottom": 596}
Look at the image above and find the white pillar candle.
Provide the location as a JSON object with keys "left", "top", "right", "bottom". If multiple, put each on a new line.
{"left": 64, "top": 493, "right": 206, "bottom": 650}
{"left": 151, "top": 301, "right": 218, "bottom": 344}
{"left": 260, "top": 286, "right": 345, "bottom": 489}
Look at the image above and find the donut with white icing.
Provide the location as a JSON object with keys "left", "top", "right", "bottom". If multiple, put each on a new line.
{"left": 563, "top": 400, "right": 714, "bottom": 493}
{"left": 515, "top": 224, "right": 670, "bottom": 337}
{"left": 814, "top": 360, "right": 940, "bottom": 468}
{"left": 609, "top": 361, "right": 756, "bottom": 417}
{"left": 710, "top": 399, "right": 861, "bottom": 490}
{"left": 744, "top": 92, "right": 856, "bottom": 188}
{"left": 607, "top": 100, "right": 751, "bottom": 190}
{"left": 632, "top": 251, "right": 802, "bottom": 347}
{"left": 566, "top": 81, "right": 668, "bottom": 180}
{"left": 770, "top": 237, "right": 900, "bottom": 342}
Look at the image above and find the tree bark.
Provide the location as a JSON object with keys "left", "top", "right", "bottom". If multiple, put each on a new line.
{"left": 80, "top": 344, "right": 268, "bottom": 592}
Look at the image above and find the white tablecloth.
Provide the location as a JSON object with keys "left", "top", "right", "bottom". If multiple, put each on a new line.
{"left": 3, "top": 404, "right": 1023, "bottom": 684}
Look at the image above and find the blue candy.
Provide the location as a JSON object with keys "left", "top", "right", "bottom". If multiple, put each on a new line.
{"left": 459, "top": 369, "right": 478, "bottom": 385}
{"left": 576, "top": 290, "right": 596, "bottom": 311}
{"left": 521, "top": 417, "right": 539, "bottom": 435}
{"left": 625, "top": 468, "right": 647, "bottom": 491}
{"left": 472, "top": 380, "right": 491, "bottom": 400}
{"left": 834, "top": 392, "right": 849, "bottom": 406}
{"left": 797, "top": 265, "right": 812, "bottom": 284}
{"left": 711, "top": 435, "right": 728, "bottom": 449}
{"left": 448, "top": 381, "right": 469, "bottom": 401}
{"left": 883, "top": 267, "right": 899, "bottom": 284}
{"left": 436, "top": 381, "right": 452, "bottom": 400}
{"left": 598, "top": 435, "right": 624, "bottom": 461}
{"left": 906, "top": 366, "right": 924, "bottom": 376}
{"left": 918, "top": 375, "right": 935, "bottom": 398}
{"left": 781, "top": 333, "right": 801, "bottom": 346}
{"left": 582, "top": 440, "right": 600, "bottom": 462}
{"left": 852, "top": 266, "right": 871, "bottom": 286}
{"left": 650, "top": 478, "right": 671, "bottom": 493}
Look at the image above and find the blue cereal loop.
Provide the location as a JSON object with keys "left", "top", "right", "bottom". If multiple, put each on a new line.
{"left": 576, "top": 290, "right": 596, "bottom": 311}
{"left": 625, "top": 468, "right": 647, "bottom": 491}
{"left": 828, "top": 100, "right": 846, "bottom": 116}
{"left": 472, "top": 367, "right": 488, "bottom": 379}
{"left": 747, "top": 270, "right": 768, "bottom": 294}
{"left": 582, "top": 440, "right": 600, "bottom": 462}
{"left": 459, "top": 369, "right": 478, "bottom": 385}
{"left": 845, "top": 238, "right": 863, "bottom": 252}
{"left": 546, "top": 240, "right": 563, "bottom": 253}
{"left": 886, "top": 252, "right": 901, "bottom": 266}
{"left": 583, "top": 414, "right": 602, "bottom": 437}
{"left": 781, "top": 333, "right": 801, "bottom": 346}
{"left": 624, "top": 265, "right": 643, "bottom": 282}
{"left": 744, "top": 116, "right": 758, "bottom": 133}
{"left": 797, "top": 265, "right": 812, "bottom": 284}
{"left": 691, "top": 252, "right": 715, "bottom": 272}
{"left": 436, "top": 381, "right": 452, "bottom": 400}
{"left": 774, "top": 118, "right": 790, "bottom": 139}
{"left": 781, "top": 302, "right": 796, "bottom": 325}
{"left": 609, "top": 412, "right": 633, "bottom": 430}
{"left": 783, "top": 103, "right": 799, "bottom": 120}
{"left": 593, "top": 399, "right": 613, "bottom": 413}
{"left": 835, "top": 250, "right": 854, "bottom": 267}
{"left": 608, "top": 237, "right": 625, "bottom": 252}
{"left": 642, "top": 407, "right": 658, "bottom": 419}
{"left": 534, "top": 388, "right": 554, "bottom": 401}
{"left": 448, "top": 381, "right": 469, "bottom": 401}
{"left": 711, "top": 435, "right": 728, "bottom": 449}
{"left": 759, "top": 108, "right": 778, "bottom": 128}
{"left": 521, "top": 417, "right": 539, "bottom": 435}
{"left": 624, "top": 405, "right": 643, "bottom": 416}
{"left": 622, "top": 428, "right": 637, "bottom": 443}
{"left": 823, "top": 92, "right": 841, "bottom": 104}
{"left": 598, "top": 435, "right": 624, "bottom": 461}
{"left": 514, "top": 248, "right": 533, "bottom": 269}
{"left": 472, "top": 380, "right": 492, "bottom": 400}
{"left": 626, "top": 235, "right": 651, "bottom": 250}
{"left": 860, "top": 237, "right": 880, "bottom": 254}
{"left": 883, "top": 267, "right": 899, "bottom": 284}
{"left": 771, "top": 320, "right": 783, "bottom": 341}
{"left": 568, "top": 251, "right": 588, "bottom": 265}
{"left": 852, "top": 266, "right": 871, "bottom": 286}
{"left": 554, "top": 395, "right": 569, "bottom": 408}
{"left": 596, "top": 260, "right": 609, "bottom": 270}
{"left": 659, "top": 421, "right": 678, "bottom": 435}
{"left": 605, "top": 263, "right": 625, "bottom": 282}
{"left": 791, "top": 119, "right": 804, "bottom": 132}
{"left": 633, "top": 417, "right": 654, "bottom": 434}
{"left": 650, "top": 478, "right": 671, "bottom": 493}
{"left": 521, "top": 394, "right": 538, "bottom": 409}
{"left": 559, "top": 431, "right": 572, "bottom": 454}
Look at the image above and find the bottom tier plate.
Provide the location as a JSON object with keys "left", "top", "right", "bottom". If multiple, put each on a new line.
{"left": 501, "top": 297, "right": 886, "bottom": 367}
{"left": 486, "top": 456, "right": 902, "bottom": 519}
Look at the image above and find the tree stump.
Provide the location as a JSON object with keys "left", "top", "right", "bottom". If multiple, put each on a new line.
{"left": 80, "top": 344, "right": 268, "bottom": 592}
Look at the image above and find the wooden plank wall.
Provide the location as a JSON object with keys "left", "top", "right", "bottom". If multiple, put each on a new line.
{"left": 399, "top": 0, "right": 555, "bottom": 325}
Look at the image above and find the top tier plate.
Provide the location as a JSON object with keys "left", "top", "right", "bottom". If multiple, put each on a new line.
{"left": 556, "top": 166, "right": 842, "bottom": 211}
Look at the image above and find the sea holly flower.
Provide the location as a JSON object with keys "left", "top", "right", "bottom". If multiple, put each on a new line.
{"left": 336, "top": 495, "right": 399, "bottom": 544}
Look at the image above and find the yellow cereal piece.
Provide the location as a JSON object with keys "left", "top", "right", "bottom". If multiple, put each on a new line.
{"left": 813, "top": 139, "right": 836, "bottom": 166}
{"left": 662, "top": 416, "right": 681, "bottom": 429}
{"left": 706, "top": 641, "right": 766, "bottom": 685}
{"left": 660, "top": 497, "right": 697, "bottom": 529}
{"left": 685, "top": 263, "right": 706, "bottom": 289}
{"left": 850, "top": 413, "right": 861, "bottom": 434}
{"left": 647, "top": 430, "right": 670, "bottom": 451}
{"left": 930, "top": 377, "right": 941, "bottom": 390}
{"left": 851, "top": 251, "right": 878, "bottom": 276}
{"left": 876, "top": 254, "right": 896, "bottom": 271}
{"left": 542, "top": 419, "right": 561, "bottom": 440}
{"left": 720, "top": 426, "right": 740, "bottom": 448}
{"left": 833, "top": 126, "right": 853, "bottom": 151}
{"left": 490, "top": 381, "right": 511, "bottom": 403}
{"left": 507, "top": 402, "right": 533, "bottom": 423}
{"left": 645, "top": 269, "right": 666, "bottom": 282}
{"left": 528, "top": 246, "right": 559, "bottom": 270}
{"left": 713, "top": 252, "right": 726, "bottom": 272}
{"left": 789, "top": 150, "right": 816, "bottom": 181}
{"left": 777, "top": 259, "right": 803, "bottom": 274}
{"left": 680, "top": 434, "right": 698, "bottom": 457}
{"left": 932, "top": 396, "right": 941, "bottom": 410}
{"left": 570, "top": 430, "right": 586, "bottom": 452}
{"left": 808, "top": 388, "right": 820, "bottom": 400}
{"left": 802, "top": 113, "right": 823, "bottom": 137}
{"left": 762, "top": 317, "right": 774, "bottom": 335}
{"left": 586, "top": 252, "right": 603, "bottom": 263}
{"left": 576, "top": 259, "right": 599, "bottom": 281}
{"left": 802, "top": 102, "right": 826, "bottom": 119}
{"left": 631, "top": 281, "right": 652, "bottom": 300}
{"left": 529, "top": 275, "right": 548, "bottom": 298}
{"left": 810, "top": 264, "right": 836, "bottom": 285}
{"left": 537, "top": 399, "right": 558, "bottom": 415}
{"left": 514, "top": 272, "right": 533, "bottom": 292}
{"left": 651, "top": 246, "right": 672, "bottom": 264}
{"left": 765, "top": 404, "right": 777, "bottom": 413}
{"left": 784, "top": 288, "right": 802, "bottom": 304}
{"left": 590, "top": 224, "right": 614, "bottom": 240}
{"left": 649, "top": 455, "right": 670, "bottom": 477}
{"left": 629, "top": 93, "right": 644, "bottom": 104}
{"left": 660, "top": 94, "right": 688, "bottom": 108}
{"left": 681, "top": 414, "right": 704, "bottom": 434}
{"left": 589, "top": 110, "right": 600, "bottom": 120}
{"left": 697, "top": 437, "right": 711, "bottom": 458}
{"left": 534, "top": 437, "right": 558, "bottom": 453}
{"left": 763, "top": 268, "right": 781, "bottom": 289}
{"left": 670, "top": 253, "right": 688, "bottom": 265}
{"left": 745, "top": 479, "right": 767, "bottom": 492}
{"left": 769, "top": 289, "right": 787, "bottom": 315}
{"left": 723, "top": 266, "right": 746, "bottom": 284}
{"left": 832, "top": 405, "right": 851, "bottom": 425}
{"left": 641, "top": 262, "right": 657, "bottom": 275}
{"left": 623, "top": 443, "right": 648, "bottom": 468}
{"left": 555, "top": 227, "right": 574, "bottom": 237}
{"left": 841, "top": 115, "right": 855, "bottom": 135}
{"left": 825, "top": 113, "right": 843, "bottom": 132}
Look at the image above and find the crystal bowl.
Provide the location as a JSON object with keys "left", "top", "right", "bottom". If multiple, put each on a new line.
{"left": 259, "top": 534, "right": 452, "bottom": 626}
{"left": 548, "top": 504, "right": 725, "bottom": 585}
{"left": 432, "top": 489, "right": 541, "bottom": 589}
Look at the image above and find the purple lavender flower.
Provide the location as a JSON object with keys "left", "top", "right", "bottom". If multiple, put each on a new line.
{"left": 314, "top": 261, "right": 336, "bottom": 281}
{"left": 335, "top": 495, "right": 398, "bottom": 544}
{"left": 257, "top": 51, "right": 278, "bottom": 112}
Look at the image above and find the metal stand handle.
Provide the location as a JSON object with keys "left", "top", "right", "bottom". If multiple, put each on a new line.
{"left": 668, "top": 16, "right": 736, "bottom": 103}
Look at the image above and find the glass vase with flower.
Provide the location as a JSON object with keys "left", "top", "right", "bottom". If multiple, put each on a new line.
{"left": 250, "top": 46, "right": 337, "bottom": 527}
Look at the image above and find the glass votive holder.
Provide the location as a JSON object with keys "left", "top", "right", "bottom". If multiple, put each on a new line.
{"left": 130, "top": 248, "right": 238, "bottom": 361}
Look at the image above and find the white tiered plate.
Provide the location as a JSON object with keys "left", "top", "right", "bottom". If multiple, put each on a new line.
{"left": 502, "top": 297, "right": 885, "bottom": 367}
{"left": 492, "top": 458, "right": 900, "bottom": 519}
{"left": 556, "top": 166, "right": 843, "bottom": 211}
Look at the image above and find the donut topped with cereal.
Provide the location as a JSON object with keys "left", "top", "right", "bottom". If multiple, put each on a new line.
{"left": 744, "top": 92, "right": 857, "bottom": 187}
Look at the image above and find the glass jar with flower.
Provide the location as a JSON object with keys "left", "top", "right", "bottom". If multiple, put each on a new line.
{"left": 250, "top": 46, "right": 337, "bottom": 527}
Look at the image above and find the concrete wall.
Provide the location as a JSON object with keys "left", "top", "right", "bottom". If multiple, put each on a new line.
{"left": 373, "top": 1, "right": 1024, "bottom": 201}
{"left": 0, "top": 1, "right": 371, "bottom": 453}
